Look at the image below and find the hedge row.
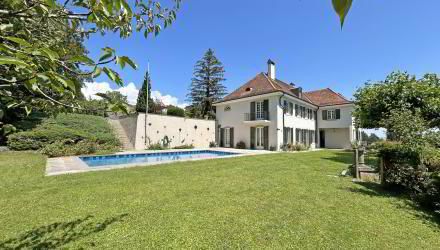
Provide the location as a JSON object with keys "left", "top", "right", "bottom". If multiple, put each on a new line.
{"left": 377, "top": 141, "right": 440, "bottom": 213}
{"left": 7, "top": 114, "right": 120, "bottom": 157}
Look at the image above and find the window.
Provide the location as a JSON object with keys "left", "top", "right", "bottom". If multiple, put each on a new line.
{"left": 256, "top": 101, "right": 264, "bottom": 120}
{"left": 327, "top": 110, "right": 336, "bottom": 120}
{"left": 295, "top": 104, "right": 299, "bottom": 117}
{"left": 289, "top": 102, "right": 294, "bottom": 115}
{"left": 283, "top": 100, "right": 288, "bottom": 114}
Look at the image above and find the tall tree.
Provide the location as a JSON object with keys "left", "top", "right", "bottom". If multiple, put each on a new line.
{"left": 136, "top": 71, "right": 153, "bottom": 113}
{"left": 354, "top": 71, "right": 440, "bottom": 129}
{"left": 187, "top": 49, "right": 227, "bottom": 118}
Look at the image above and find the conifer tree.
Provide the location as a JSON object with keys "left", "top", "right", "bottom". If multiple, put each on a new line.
{"left": 187, "top": 49, "right": 227, "bottom": 118}
{"left": 136, "top": 71, "right": 154, "bottom": 113}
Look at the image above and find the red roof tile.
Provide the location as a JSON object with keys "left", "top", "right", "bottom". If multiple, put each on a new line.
{"left": 217, "top": 73, "right": 351, "bottom": 107}
{"left": 303, "top": 88, "right": 352, "bottom": 106}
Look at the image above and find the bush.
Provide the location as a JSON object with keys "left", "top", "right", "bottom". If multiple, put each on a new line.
{"left": 166, "top": 106, "right": 185, "bottom": 117}
{"left": 209, "top": 141, "right": 217, "bottom": 148}
{"left": 40, "top": 140, "right": 98, "bottom": 157}
{"left": 173, "top": 144, "right": 194, "bottom": 149}
{"left": 236, "top": 141, "right": 246, "bottom": 149}
{"left": 376, "top": 141, "right": 440, "bottom": 214}
{"left": 148, "top": 142, "right": 165, "bottom": 150}
{"left": 283, "top": 143, "right": 308, "bottom": 152}
{"left": 7, "top": 114, "right": 120, "bottom": 156}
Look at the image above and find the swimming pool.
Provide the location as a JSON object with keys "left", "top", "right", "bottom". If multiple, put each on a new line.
{"left": 79, "top": 150, "right": 239, "bottom": 167}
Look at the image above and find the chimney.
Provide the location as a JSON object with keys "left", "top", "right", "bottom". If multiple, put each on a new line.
{"left": 267, "top": 59, "right": 276, "bottom": 80}
{"left": 297, "top": 87, "right": 303, "bottom": 98}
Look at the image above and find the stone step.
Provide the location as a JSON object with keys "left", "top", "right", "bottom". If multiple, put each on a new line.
{"left": 107, "top": 119, "right": 134, "bottom": 150}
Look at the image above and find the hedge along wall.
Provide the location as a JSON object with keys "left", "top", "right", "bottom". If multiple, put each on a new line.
{"left": 134, "top": 113, "right": 216, "bottom": 150}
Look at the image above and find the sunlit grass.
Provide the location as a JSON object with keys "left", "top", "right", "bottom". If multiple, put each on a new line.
{"left": 0, "top": 150, "right": 439, "bottom": 248}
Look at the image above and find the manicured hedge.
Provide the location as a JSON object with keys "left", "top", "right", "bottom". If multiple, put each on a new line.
{"left": 7, "top": 114, "right": 120, "bottom": 156}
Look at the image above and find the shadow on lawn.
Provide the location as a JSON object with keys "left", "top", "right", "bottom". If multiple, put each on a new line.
{"left": 0, "top": 213, "right": 128, "bottom": 249}
{"left": 346, "top": 182, "right": 440, "bottom": 228}
{"left": 322, "top": 151, "right": 353, "bottom": 165}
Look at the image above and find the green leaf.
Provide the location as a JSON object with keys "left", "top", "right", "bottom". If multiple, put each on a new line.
{"left": 116, "top": 56, "right": 137, "bottom": 69}
{"left": 103, "top": 67, "right": 123, "bottom": 86}
{"left": 0, "top": 56, "right": 30, "bottom": 67}
{"left": 4, "top": 36, "right": 32, "bottom": 47}
{"left": 41, "top": 48, "right": 60, "bottom": 61}
{"left": 24, "top": 106, "right": 32, "bottom": 116}
{"left": 68, "top": 55, "right": 95, "bottom": 65}
{"left": 99, "top": 47, "right": 115, "bottom": 62}
{"left": 92, "top": 67, "right": 103, "bottom": 78}
{"left": 0, "top": 24, "right": 13, "bottom": 31}
{"left": 332, "top": 0, "right": 353, "bottom": 28}
{"left": 0, "top": 108, "right": 4, "bottom": 119}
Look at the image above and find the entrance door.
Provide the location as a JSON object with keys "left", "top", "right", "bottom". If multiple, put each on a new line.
{"left": 319, "top": 130, "right": 325, "bottom": 148}
{"left": 256, "top": 127, "right": 264, "bottom": 149}
{"left": 255, "top": 101, "right": 264, "bottom": 120}
{"left": 224, "top": 128, "right": 231, "bottom": 147}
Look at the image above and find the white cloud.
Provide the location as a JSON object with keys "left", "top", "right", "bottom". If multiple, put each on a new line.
{"left": 151, "top": 90, "right": 188, "bottom": 108}
{"left": 81, "top": 81, "right": 187, "bottom": 107}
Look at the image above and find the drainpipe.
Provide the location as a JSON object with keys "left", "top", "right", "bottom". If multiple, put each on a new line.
{"left": 278, "top": 93, "right": 286, "bottom": 150}
{"left": 316, "top": 107, "right": 319, "bottom": 148}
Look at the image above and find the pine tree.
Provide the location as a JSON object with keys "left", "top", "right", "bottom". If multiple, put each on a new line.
{"left": 187, "top": 49, "right": 227, "bottom": 118}
{"left": 136, "top": 71, "right": 154, "bottom": 113}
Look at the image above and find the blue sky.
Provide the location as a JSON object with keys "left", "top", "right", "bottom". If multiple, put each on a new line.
{"left": 83, "top": 0, "right": 440, "bottom": 108}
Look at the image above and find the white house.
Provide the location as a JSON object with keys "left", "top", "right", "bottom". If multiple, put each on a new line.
{"left": 213, "top": 60, "right": 360, "bottom": 151}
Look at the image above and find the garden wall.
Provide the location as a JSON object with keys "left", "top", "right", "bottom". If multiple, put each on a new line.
{"left": 134, "top": 113, "right": 216, "bottom": 150}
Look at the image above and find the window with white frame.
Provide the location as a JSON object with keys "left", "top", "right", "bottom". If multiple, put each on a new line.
{"left": 327, "top": 110, "right": 336, "bottom": 120}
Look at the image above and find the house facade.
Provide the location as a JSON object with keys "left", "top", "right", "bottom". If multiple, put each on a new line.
{"left": 213, "top": 60, "right": 360, "bottom": 151}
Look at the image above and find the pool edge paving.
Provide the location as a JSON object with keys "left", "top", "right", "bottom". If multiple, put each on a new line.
{"left": 45, "top": 148, "right": 275, "bottom": 176}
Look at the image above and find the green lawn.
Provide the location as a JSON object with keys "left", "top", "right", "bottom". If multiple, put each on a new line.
{"left": 1, "top": 151, "right": 439, "bottom": 249}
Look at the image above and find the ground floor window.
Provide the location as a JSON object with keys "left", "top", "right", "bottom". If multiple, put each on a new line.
{"left": 295, "top": 128, "right": 315, "bottom": 147}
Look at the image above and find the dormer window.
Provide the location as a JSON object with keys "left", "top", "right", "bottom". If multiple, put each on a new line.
{"left": 245, "top": 87, "right": 252, "bottom": 92}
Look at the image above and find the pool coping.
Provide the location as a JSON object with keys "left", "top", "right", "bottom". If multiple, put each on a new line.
{"left": 45, "top": 148, "right": 275, "bottom": 176}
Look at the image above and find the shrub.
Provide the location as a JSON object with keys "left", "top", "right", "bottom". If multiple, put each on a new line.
{"left": 148, "top": 142, "right": 165, "bottom": 150}
{"left": 209, "top": 141, "right": 217, "bottom": 148}
{"left": 236, "top": 141, "right": 246, "bottom": 149}
{"left": 40, "top": 140, "right": 98, "bottom": 157}
{"left": 7, "top": 114, "right": 120, "bottom": 156}
{"left": 376, "top": 141, "right": 440, "bottom": 214}
{"left": 173, "top": 144, "right": 194, "bottom": 149}
{"left": 283, "top": 143, "right": 308, "bottom": 152}
{"left": 166, "top": 106, "right": 185, "bottom": 117}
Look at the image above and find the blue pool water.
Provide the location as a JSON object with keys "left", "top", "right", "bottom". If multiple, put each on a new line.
{"left": 80, "top": 150, "right": 239, "bottom": 167}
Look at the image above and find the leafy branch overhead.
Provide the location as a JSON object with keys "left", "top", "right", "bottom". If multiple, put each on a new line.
{"left": 0, "top": 0, "right": 181, "bottom": 121}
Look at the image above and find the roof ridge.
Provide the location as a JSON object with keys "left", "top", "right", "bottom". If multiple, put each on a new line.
{"left": 325, "top": 87, "right": 351, "bottom": 102}
{"left": 262, "top": 72, "right": 279, "bottom": 90}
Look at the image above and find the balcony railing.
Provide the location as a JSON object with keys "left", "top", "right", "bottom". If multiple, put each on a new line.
{"left": 244, "top": 112, "right": 270, "bottom": 121}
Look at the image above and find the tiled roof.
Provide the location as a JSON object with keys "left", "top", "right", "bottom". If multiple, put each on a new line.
{"left": 303, "top": 88, "right": 352, "bottom": 106}
{"left": 217, "top": 73, "right": 351, "bottom": 107}
{"left": 219, "top": 73, "right": 313, "bottom": 104}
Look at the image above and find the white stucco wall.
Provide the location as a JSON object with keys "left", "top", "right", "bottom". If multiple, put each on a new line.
{"left": 135, "top": 113, "right": 216, "bottom": 150}
{"left": 215, "top": 93, "right": 280, "bottom": 150}
{"left": 321, "top": 128, "right": 351, "bottom": 149}
{"left": 317, "top": 104, "right": 355, "bottom": 129}
{"left": 281, "top": 95, "right": 317, "bottom": 148}
{"left": 316, "top": 104, "right": 356, "bottom": 148}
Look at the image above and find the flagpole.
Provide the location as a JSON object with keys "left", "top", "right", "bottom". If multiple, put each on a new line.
{"left": 144, "top": 62, "right": 150, "bottom": 147}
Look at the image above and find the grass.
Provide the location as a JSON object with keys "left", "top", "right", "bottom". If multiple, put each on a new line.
{"left": 0, "top": 150, "right": 439, "bottom": 249}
